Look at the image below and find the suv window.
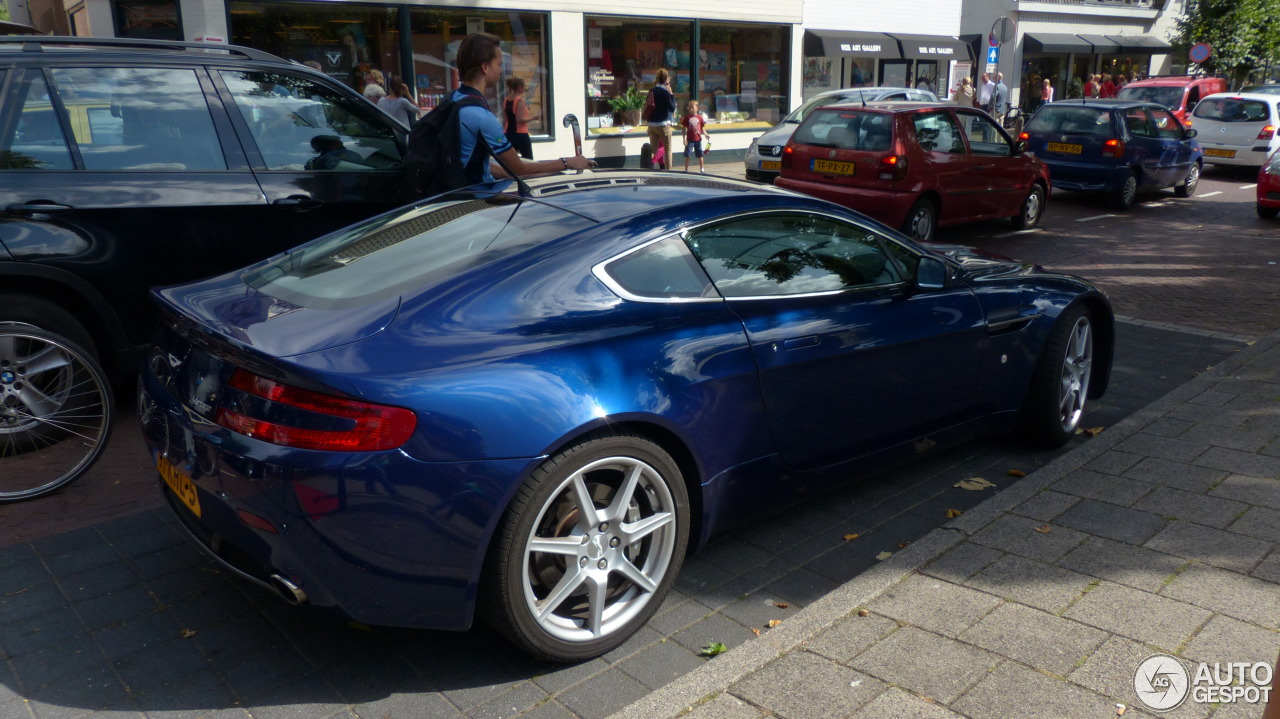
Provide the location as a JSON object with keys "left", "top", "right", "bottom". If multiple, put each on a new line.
{"left": 1149, "top": 108, "right": 1185, "bottom": 139}
{"left": 912, "top": 111, "right": 964, "bottom": 154}
{"left": 49, "top": 67, "right": 226, "bottom": 170}
{"left": 2, "top": 71, "right": 74, "bottom": 169}
{"left": 1123, "top": 107, "right": 1156, "bottom": 138}
{"left": 685, "top": 214, "right": 902, "bottom": 297}
{"left": 957, "top": 111, "right": 1011, "bottom": 156}
{"left": 793, "top": 109, "right": 894, "bottom": 152}
{"left": 221, "top": 70, "right": 402, "bottom": 171}
{"left": 1193, "top": 97, "right": 1272, "bottom": 123}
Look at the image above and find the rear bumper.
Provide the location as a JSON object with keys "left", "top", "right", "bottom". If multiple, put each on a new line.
{"left": 1039, "top": 159, "right": 1131, "bottom": 193}
{"left": 773, "top": 176, "right": 915, "bottom": 227}
{"left": 1199, "top": 143, "right": 1273, "bottom": 166}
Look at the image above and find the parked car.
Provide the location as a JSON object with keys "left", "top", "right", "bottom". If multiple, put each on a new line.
{"left": 1258, "top": 148, "right": 1280, "bottom": 218}
{"left": 1021, "top": 100, "right": 1203, "bottom": 210}
{"left": 744, "top": 87, "right": 937, "bottom": 182}
{"left": 1116, "top": 74, "right": 1228, "bottom": 122}
{"left": 774, "top": 102, "right": 1049, "bottom": 241}
{"left": 138, "top": 171, "right": 1113, "bottom": 661}
{"left": 1240, "top": 84, "right": 1280, "bottom": 96}
{"left": 1186, "top": 92, "right": 1280, "bottom": 167}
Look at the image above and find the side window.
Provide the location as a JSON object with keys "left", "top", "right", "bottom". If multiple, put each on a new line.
{"left": 1149, "top": 108, "right": 1185, "bottom": 140}
{"left": 48, "top": 67, "right": 226, "bottom": 170}
{"left": 221, "top": 71, "right": 402, "bottom": 172}
{"left": 957, "top": 112, "right": 1012, "bottom": 156}
{"left": 1, "top": 71, "right": 74, "bottom": 170}
{"left": 883, "top": 92, "right": 907, "bottom": 101}
{"left": 684, "top": 214, "right": 903, "bottom": 298}
{"left": 912, "top": 111, "right": 964, "bottom": 154}
{"left": 1124, "top": 108, "right": 1156, "bottom": 138}
{"left": 1187, "top": 86, "right": 1200, "bottom": 107}
{"left": 602, "top": 236, "right": 715, "bottom": 300}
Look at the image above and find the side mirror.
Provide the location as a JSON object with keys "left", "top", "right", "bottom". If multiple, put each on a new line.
{"left": 916, "top": 256, "right": 948, "bottom": 290}
{"left": 1185, "top": 128, "right": 1198, "bottom": 138}
{"left": 1014, "top": 139, "right": 1028, "bottom": 154}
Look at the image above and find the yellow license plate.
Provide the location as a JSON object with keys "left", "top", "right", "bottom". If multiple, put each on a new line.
{"left": 158, "top": 455, "right": 201, "bottom": 517}
{"left": 1205, "top": 148, "right": 1236, "bottom": 158}
{"left": 1046, "top": 142, "right": 1083, "bottom": 154}
{"left": 812, "top": 159, "right": 855, "bottom": 176}
{"left": 761, "top": 160, "right": 781, "bottom": 170}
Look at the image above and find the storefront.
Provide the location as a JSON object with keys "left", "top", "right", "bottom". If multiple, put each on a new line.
{"left": 1020, "top": 33, "right": 1094, "bottom": 110}
{"left": 800, "top": 30, "right": 900, "bottom": 99}
{"left": 883, "top": 34, "right": 971, "bottom": 97}
{"left": 1102, "top": 34, "right": 1171, "bottom": 82}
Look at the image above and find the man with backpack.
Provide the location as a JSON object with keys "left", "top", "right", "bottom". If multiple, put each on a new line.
{"left": 406, "top": 33, "right": 593, "bottom": 196}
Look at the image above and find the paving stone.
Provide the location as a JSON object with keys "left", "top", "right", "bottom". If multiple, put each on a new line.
{"left": 668, "top": 612, "right": 758, "bottom": 655}
{"left": 1057, "top": 536, "right": 1188, "bottom": 594}
{"left": 1161, "top": 563, "right": 1280, "bottom": 630}
{"left": 1188, "top": 389, "right": 1236, "bottom": 407}
{"left": 218, "top": 641, "right": 315, "bottom": 700}
{"left": 1209, "top": 475, "right": 1280, "bottom": 509}
{"left": 760, "top": 567, "right": 841, "bottom": 606}
{"left": 959, "top": 602, "right": 1106, "bottom": 676}
{"left": 1196, "top": 449, "right": 1280, "bottom": 482}
{"left": 0, "top": 581, "right": 67, "bottom": 626}
{"left": 353, "top": 691, "right": 462, "bottom": 719}
{"left": 1130, "top": 487, "right": 1249, "bottom": 528}
{"left": 1253, "top": 550, "right": 1280, "bottom": 584}
{"left": 718, "top": 592, "right": 800, "bottom": 630}
{"left": 805, "top": 613, "right": 898, "bottom": 664}
{"left": 528, "top": 658, "right": 607, "bottom": 695}
{"left": 617, "top": 637, "right": 707, "bottom": 690}
{"left": 0, "top": 606, "right": 86, "bottom": 658}
{"left": 965, "top": 554, "right": 1096, "bottom": 614}
{"left": 1068, "top": 635, "right": 1211, "bottom": 719}
{"left": 1227, "top": 506, "right": 1280, "bottom": 542}
{"left": 864, "top": 574, "right": 1001, "bottom": 639}
{"left": 697, "top": 536, "right": 775, "bottom": 577}
{"left": 1055, "top": 499, "right": 1169, "bottom": 545}
{"left": 685, "top": 693, "right": 768, "bottom": 719}
{"left": 850, "top": 687, "right": 965, "bottom": 718}
{"left": 920, "top": 543, "right": 1004, "bottom": 583}
{"left": 1144, "top": 418, "right": 1194, "bottom": 438}
{"left": 9, "top": 634, "right": 108, "bottom": 690}
{"left": 554, "top": 669, "right": 651, "bottom": 719}
{"left": 1049, "top": 470, "right": 1155, "bottom": 506}
{"left": 1183, "top": 614, "right": 1280, "bottom": 666}
{"left": 953, "top": 660, "right": 1117, "bottom": 719}
{"left": 1083, "top": 450, "right": 1145, "bottom": 476}
{"left": 648, "top": 597, "right": 716, "bottom": 637}
{"left": 852, "top": 625, "right": 999, "bottom": 703}
{"left": 602, "top": 625, "right": 663, "bottom": 665}
{"left": 1178, "top": 423, "right": 1276, "bottom": 452}
{"left": 1011, "top": 491, "right": 1080, "bottom": 523}
{"left": 1143, "top": 520, "right": 1272, "bottom": 573}
{"left": 674, "top": 557, "right": 737, "bottom": 595}
{"left": 1064, "top": 582, "right": 1211, "bottom": 651}
{"left": 1166, "top": 403, "right": 1254, "bottom": 429}
{"left": 1114, "top": 434, "right": 1211, "bottom": 464}
{"left": 969, "top": 514, "right": 1088, "bottom": 563}
{"left": 735, "top": 651, "right": 884, "bottom": 719}
{"left": 466, "top": 681, "right": 548, "bottom": 719}
{"left": 1123, "top": 458, "right": 1226, "bottom": 493}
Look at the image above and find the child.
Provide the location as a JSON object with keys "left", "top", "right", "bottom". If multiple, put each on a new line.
{"left": 681, "top": 101, "right": 709, "bottom": 173}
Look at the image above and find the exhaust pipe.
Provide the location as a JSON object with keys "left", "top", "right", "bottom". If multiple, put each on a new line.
{"left": 269, "top": 574, "right": 308, "bottom": 605}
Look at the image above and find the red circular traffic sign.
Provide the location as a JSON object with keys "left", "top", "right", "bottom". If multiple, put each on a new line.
{"left": 1189, "top": 43, "right": 1211, "bottom": 64}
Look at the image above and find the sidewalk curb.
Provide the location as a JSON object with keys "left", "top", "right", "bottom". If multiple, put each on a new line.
{"left": 607, "top": 328, "right": 1278, "bottom": 719}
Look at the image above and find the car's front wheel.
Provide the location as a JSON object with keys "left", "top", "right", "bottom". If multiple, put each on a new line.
{"left": 902, "top": 199, "right": 937, "bottom": 242}
{"left": 1020, "top": 305, "right": 1094, "bottom": 448}
{"left": 1174, "top": 161, "right": 1201, "bottom": 197}
{"left": 1011, "top": 184, "right": 1046, "bottom": 229}
{"left": 482, "top": 431, "right": 689, "bottom": 661}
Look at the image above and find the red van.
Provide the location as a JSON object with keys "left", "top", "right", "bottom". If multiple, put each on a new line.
{"left": 1116, "top": 75, "right": 1229, "bottom": 123}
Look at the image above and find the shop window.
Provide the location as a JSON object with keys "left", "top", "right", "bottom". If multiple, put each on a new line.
{"left": 585, "top": 17, "right": 694, "bottom": 135}
{"left": 699, "top": 23, "right": 790, "bottom": 128}
{"left": 114, "top": 0, "right": 180, "bottom": 41}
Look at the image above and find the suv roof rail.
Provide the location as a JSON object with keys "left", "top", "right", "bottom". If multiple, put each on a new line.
{"left": 1131, "top": 73, "right": 1229, "bottom": 81}
{"left": 3, "top": 36, "right": 287, "bottom": 64}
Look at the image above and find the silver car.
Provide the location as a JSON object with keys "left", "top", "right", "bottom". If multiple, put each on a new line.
{"left": 1189, "top": 92, "right": 1280, "bottom": 167}
{"left": 744, "top": 86, "right": 937, "bottom": 182}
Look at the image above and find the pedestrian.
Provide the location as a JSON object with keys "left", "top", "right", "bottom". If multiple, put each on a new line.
{"left": 954, "top": 76, "right": 977, "bottom": 107}
{"left": 645, "top": 68, "right": 677, "bottom": 170}
{"left": 377, "top": 76, "right": 420, "bottom": 127}
{"left": 1100, "top": 73, "right": 1116, "bottom": 98}
{"left": 502, "top": 77, "right": 534, "bottom": 160}
{"left": 992, "top": 72, "right": 1010, "bottom": 117}
{"left": 1116, "top": 73, "right": 1128, "bottom": 89}
{"left": 444, "top": 33, "right": 591, "bottom": 186}
{"left": 681, "top": 100, "right": 709, "bottom": 173}
{"left": 979, "top": 72, "right": 996, "bottom": 112}
{"left": 1083, "top": 74, "right": 1097, "bottom": 99}
{"left": 1041, "top": 78, "right": 1054, "bottom": 105}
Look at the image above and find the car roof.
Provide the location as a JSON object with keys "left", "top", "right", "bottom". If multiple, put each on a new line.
{"left": 1198, "top": 91, "right": 1280, "bottom": 103}
{"left": 0, "top": 36, "right": 289, "bottom": 65}
{"left": 818, "top": 101, "right": 954, "bottom": 113}
{"left": 1123, "top": 75, "right": 1221, "bottom": 86}
{"left": 1041, "top": 99, "right": 1164, "bottom": 111}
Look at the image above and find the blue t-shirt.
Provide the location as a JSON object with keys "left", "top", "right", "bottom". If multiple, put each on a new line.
{"left": 453, "top": 87, "right": 513, "bottom": 183}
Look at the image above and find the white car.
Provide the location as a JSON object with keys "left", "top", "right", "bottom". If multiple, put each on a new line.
{"left": 744, "top": 86, "right": 937, "bottom": 182}
{"left": 1188, "top": 92, "right": 1280, "bottom": 167}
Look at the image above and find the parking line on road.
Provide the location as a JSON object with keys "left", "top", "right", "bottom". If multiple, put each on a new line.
{"left": 1197, "top": 191, "right": 1223, "bottom": 197}
{"left": 1240, "top": 184, "right": 1258, "bottom": 190}
{"left": 994, "top": 228, "right": 1044, "bottom": 238}
{"left": 1076, "top": 214, "right": 1115, "bottom": 222}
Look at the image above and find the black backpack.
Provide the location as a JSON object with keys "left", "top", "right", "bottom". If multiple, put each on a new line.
{"left": 404, "top": 94, "right": 492, "bottom": 197}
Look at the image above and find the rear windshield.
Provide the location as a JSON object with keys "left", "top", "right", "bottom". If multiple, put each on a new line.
{"left": 1116, "top": 86, "right": 1184, "bottom": 109}
{"left": 1025, "top": 106, "right": 1115, "bottom": 136}
{"left": 792, "top": 109, "right": 894, "bottom": 151}
{"left": 243, "top": 196, "right": 593, "bottom": 309}
{"left": 1192, "top": 98, "right": 1273, "bottom": 122}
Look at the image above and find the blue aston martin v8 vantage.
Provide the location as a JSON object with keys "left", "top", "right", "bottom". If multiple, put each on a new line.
{"left": 138, "top": 171, "right": 1113, "bottom": 661}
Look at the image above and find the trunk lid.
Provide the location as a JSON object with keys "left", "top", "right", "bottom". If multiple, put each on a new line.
{"left": 783, "top": 107, "right": 901, "bottom": 190}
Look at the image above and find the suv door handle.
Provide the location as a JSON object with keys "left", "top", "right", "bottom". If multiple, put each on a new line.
{"left": 272, "top": 195, "right": 322, "bottom": 211}
{"left": 6, "top": 202, "right": 74, "bottom": 216}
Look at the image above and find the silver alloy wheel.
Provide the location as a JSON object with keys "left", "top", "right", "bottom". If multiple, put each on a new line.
{"left": 1023, "top": 188, "right": 1042, "bottom": 224}
{"left": 0, "top": 333, "right": 76, "bottom": 440}
{"left": 908, "top": 207, "right": 933, "bottom": 240}
{"left": 521, "top": 455, "right": 678, "bottom": 642}
{"left": 1183, "top": 163, "right": 1200, "bottom": 193}
{"left": 1057, "top": 315, "right": 1094, "bottom": 433}
{"left": 1121, "top": 175, "right": 1137, "bottom": 206}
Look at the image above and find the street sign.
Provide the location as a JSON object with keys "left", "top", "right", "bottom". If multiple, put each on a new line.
{"left": 1189, "top": 43, "right": 1212, "bottom": 64}
{"left": 987, "top": 46, "right": 1000, "bottom": 65}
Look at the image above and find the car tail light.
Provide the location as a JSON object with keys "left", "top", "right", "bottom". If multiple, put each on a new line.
{"left": 1102, "top": 139, "right": 1126, "bottom": 158}
{"left": 1259, "top": 125, "right": 1275, "bottom": 141}
{"left": 215, "top": 369, "right": 416, "bottom": 451}
{"left": 878, "top": 154, "right": 908, "bottom": 180}
{"left": 1018, "top": 132, "right": 1029, "bottom": 141}
{"left": 781, "top": 144, "right": 793, "bottom": 169}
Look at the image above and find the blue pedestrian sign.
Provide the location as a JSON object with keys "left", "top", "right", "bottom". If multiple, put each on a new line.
{"left": 986, "top": 46, "right": 1000, "bottom": 64}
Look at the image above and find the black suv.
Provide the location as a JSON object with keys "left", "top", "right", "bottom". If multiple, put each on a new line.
{"left": 0, "top": 37, "right": 416, "bottom": 385}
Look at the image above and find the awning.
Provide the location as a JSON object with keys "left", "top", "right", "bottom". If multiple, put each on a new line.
{"left": 889, "top": 34, "right": 973, "bottom": 62}
{"left": 1105, "top": 35, "right": 1173, "bottom": 53}
{"left": 803, "top": 30, "right": 901, "bottom": 59}
{"left": 0, "top": 20, "right": 42, "bottom": 35}
{"left": 1024, "top": 33, "right": 1094, "bottom": 54}
{"left": 1077, "top": 34, "right": 1119, "bottom": 54}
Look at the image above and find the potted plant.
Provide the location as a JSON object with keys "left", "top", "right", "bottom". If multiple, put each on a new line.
{"left": 608, "top": 85, "right": 646, "bottom": 127}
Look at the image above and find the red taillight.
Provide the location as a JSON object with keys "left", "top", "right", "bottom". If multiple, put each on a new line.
{"left": 216, "top": 369, "right": 416, "bottom": 451}
{"left": 1018, "top": 132, "right": 1029, "bottom": 141}
{"left": 1259, "top": 125, "right": 1275, "bottom": 141}
{"left": 878, "top": 154, "right": 908, "bottom": 181}
{"left": 781, "top": 144, "right": 793, "bottom": 169}
{"left": 1102, "top": 139, "right": 1126, "bottom": 158}
{"left": 237, "top": 508, "right": 279, "bottom": 534}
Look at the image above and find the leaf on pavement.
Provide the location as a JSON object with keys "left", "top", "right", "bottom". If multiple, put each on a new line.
{"left": 180, "top": 628, "right": 197, "bottom": 639}
{"left": 1083, "top": 426, "right": 1105, "bottom": 437}
{"left": 946, "top": 508, "right": 963, "bottom": 519}
{"left": 751, "top": 627, "right": 761, "bottom": 636}
{"left": 954, "top": 477, "right": 996, "bottom": 491}
{"left": 767, "top": 619, "right": 782, "bottom": 628}
{"left": 857, "top": 608, "right": 870, "bottom": 617}
{"left": 1034, "top": 525, "right": 1052, "bottom": 534}
{"left": 1006, "top": 469, "right": 1027, "bottom": 477}
{"left": 842, "top": 533, "right": 860, "bottom": 541}
{"left": 774, "top": 602, "right": 789, "bottom": 609}
{"left": 701, "top": 641, "right": 728, "bottom": 657}
{"left": 876, "top": 551, "right": 893, "bottom": 560}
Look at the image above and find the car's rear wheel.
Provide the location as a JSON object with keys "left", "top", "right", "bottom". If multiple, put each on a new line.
{"left": 1110, "top": 172, "right": 1139, "bottom": 210}
{"left": 1174, "top": 161, "right": 1201, "bottom": 197}
{"left": 1257, "top": 205, "right": 1279, "bottom": 219}
{"left": 1011, "top": 184, "right": 1046, "bottom": 229}
{"left": 482, "top": 431, "right": 689, "bottom": 661}
{"left": 1020, "top": 305, "right": 1094, "bottom": 448}
{"left": 902, "top": 199, "right": 937, "bottom": 242}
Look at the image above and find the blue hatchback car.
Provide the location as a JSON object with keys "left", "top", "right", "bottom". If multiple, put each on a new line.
{"left": 1022, "top": 100, "right": 1203, "bottom": 209}
{"left": 138, "top": 172, "right": 1113, "bottom": 661}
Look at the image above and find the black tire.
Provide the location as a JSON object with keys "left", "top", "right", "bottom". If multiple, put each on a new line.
{"left": 1174, "top": 161, "right": 1200, "bottom": 197}
{"left": 1258, "top": 205, "right": 1279, "bottom": 219}
{"left": 1011, "top": 183, "right": 1046, "bottom": 229}
{"left": 1109, "top": 172, "right": 1138, "bottom": 211}
{"left": 1020, "top": 305, "right": 1095, "bottom": 448}
{"left": 901, "top": 198, "right": 938, "bottom": 242}
{"left": 481, "top": 431, "right": 690, "bottom": 661}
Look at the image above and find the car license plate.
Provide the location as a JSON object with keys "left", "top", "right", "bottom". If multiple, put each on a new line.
{"left": 1204, "top": 148, "right": 1236, "bottom": 158}
{"left": 811, "top": 159, "right": 854, "bottom": 176}
{"left": 761, "top": 160, "right": 781, "bottom": 171}
{"left": 1046, "top": 142, "right": 1083, "bottom": 154}
{"left": 158, "top": 455, "right": 201, "bottom": 517}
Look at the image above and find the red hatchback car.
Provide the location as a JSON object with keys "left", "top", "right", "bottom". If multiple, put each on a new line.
{"left": 1259, "top": 147, "right": 1280, "bottom": 219}
{"left": 775, "top": 103, "right": 1051, "bottom": 241}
